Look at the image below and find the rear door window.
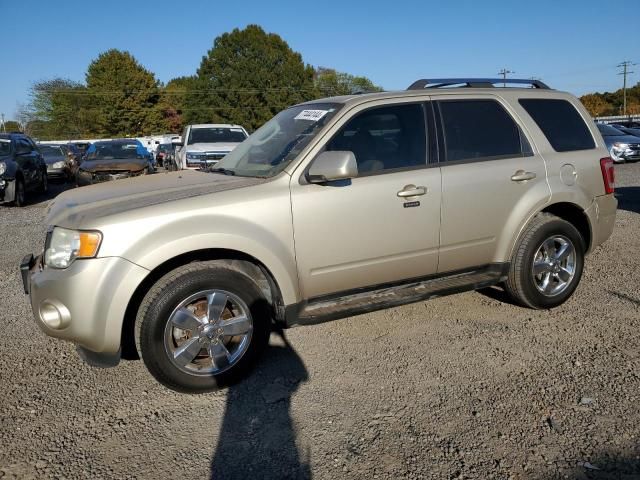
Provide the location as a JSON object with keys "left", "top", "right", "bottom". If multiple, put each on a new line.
{"left": 519, "top": 99, "right": 595, "bottom": 152}
{"left": 436, "top": 100, "right": 529, "bottom": 163}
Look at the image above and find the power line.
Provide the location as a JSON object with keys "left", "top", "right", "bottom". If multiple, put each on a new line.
{"left": 617, "top": 60, "right": 637, "bottom": 115}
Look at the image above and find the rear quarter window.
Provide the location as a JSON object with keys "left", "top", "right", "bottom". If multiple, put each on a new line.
{"left": 519, "top": 99, "right": 595, "bottom": 152}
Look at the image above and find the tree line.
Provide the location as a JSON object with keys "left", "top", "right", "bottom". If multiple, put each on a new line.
{"left": 12, "top": 25, "right": 381, "bottom": 139}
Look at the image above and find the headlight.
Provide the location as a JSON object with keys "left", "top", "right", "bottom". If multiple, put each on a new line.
{"left": 611, "top": 143, "right": 629, "bottom": 160}
{"left": 0, "top": 161, "right": 5, "bottom": 175}
{"left": 44, "top": 227, "right": 102, "bottom": 269}
{"left": 186, "top": 152, "right": 204, "bottom": 160}
{"left": 52, "top": 161, "right": 66, "bottom": 169}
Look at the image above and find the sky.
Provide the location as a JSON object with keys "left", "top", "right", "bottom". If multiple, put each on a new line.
{"left": 1, "top": 0, "right": 639, "bottom": 120}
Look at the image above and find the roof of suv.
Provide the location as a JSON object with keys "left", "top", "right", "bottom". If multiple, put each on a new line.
{"left": 300, "top": 78, "right": 570, "bottom": 109}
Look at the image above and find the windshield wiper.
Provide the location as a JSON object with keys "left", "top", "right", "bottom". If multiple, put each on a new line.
{"left": 209, "top": 167, "right": 236, "bottom": 176}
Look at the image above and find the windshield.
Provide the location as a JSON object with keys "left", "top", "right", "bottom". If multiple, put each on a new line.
{"left": 85, "top": 142, "right": 145, "bottom": 161}
{"left": 215, "top": 103, "right": 343, "bottom": 177}
{"left": 40, "top": 145, "right": 64, "bottom": 158}
{"left": 0, "top": 139, "right": 11, "bottom": 155}
{"left": 597, "top": 123, "right": 625, "bottom": 137}
{"left": 187, "top": 127, "right": 247, "bottom": 145}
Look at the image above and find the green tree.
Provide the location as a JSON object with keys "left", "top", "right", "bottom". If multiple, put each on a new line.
{"left": 314, "top": 67, "right": 382, "bottom": 96}
{"left": 86, "top": 49, "right": 163, "bottom": 136}
{"left": 157, "top": 76, "right": 198, "bottom": 132}
{"left": 185, "top": 25, "right": 316, "bottom": 131}
{"left": 580, "top": 93, "right": 612, "bottom": 117}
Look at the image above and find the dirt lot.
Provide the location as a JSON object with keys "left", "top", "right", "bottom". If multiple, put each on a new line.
{"left": 0, "top": 165, "right": 639, "bottom": 480}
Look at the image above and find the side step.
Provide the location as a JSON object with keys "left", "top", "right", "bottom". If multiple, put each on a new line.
{"left": 287, "top": 264, "right": 508, "bottom": 327}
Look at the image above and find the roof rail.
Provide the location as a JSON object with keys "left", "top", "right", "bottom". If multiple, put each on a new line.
{"left": 407, "top": 78, "right": 550, "bottom": 90}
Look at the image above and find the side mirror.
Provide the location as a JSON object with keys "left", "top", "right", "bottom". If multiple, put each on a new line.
{"left": 307, "top": 151, "right": 358, "bottom": 184}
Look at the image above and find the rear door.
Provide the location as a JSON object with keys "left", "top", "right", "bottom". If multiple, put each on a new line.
{"left": 434, "top": 96, "right": 551, "bottom": 273}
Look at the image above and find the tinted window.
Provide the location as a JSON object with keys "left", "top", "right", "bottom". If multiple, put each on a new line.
{"left": 327, "top": 103, "right": 426, "bottom": 174}
{"left": 438, "top": 100, "right": 525, "bottom": 162}
{"left": 85, "top": 141, "right": 144, "bottom": 160}
{"left": 0, "top": 138, "right": 11, "bottom": 155}
{"left": 17, "top": 139, "right": 33, "bottom": 154}
{"left": 520, "top": 99, "right": 595, "bottom": 152}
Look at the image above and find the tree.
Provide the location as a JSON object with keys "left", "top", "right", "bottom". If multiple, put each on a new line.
{"left": 580, "top": 93, "right": 612, "bottom": 117}
{"left": 1, "top": 120, "right": 22, "bottom": 133}
{"left": 185, "top": 25, "right": 316, "bottom": 131}
{"left": 157, "top": 76, "right": 198, "bottom": 133}
{"left": 314, "top": 67, "right": 382, "bottom": 96}
{"left": 86, "top": 49, "right": 163, "bottom": 136}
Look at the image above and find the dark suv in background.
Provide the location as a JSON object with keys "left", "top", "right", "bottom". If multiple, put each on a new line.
{"left": 0, "top": 133, "right": 48, "bottom": 206}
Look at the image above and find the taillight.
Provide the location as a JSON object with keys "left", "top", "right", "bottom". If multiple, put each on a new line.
{"left": 600, "top": 157, "right": 615, "bottom": 194}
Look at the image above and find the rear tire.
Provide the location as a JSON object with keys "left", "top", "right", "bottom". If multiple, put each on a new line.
{"left": 505, "top": 213, "right": 585, "bottom": 309}
{"left": 137, "top": 260, "right": 272, "bottom": 393}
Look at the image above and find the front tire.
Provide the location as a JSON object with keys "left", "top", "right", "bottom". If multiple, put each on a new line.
{"left": 137, "top": 261, "right": 272, "bottom": 393}
{"left": 505, "top": 213, "right": 585, "bottom": 309}
{"left": 13, "top": 178, "right": 26, "bottom": 207}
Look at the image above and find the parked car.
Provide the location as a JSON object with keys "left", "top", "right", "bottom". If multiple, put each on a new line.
{"left": 174, "top": 124, "right": 248, "bottom": 170}
{"left": 70, "top": 141, "right": 91, "bottom": 156}
{"left": 0, "top": 133, "right": 48, "bottom": 206}
{"left": 21, "top": 78, "right": 617, "bottom": 393}
{"left": 75, "top": 139, "right": 153, "bottom": 187}
{"left": 611, "top": 120, "right": 640, "bottom": 129}
{"left": 596, "top": 123, "right": 640, "bottom": 163}
{"left": 38, "top": 144, "right": 72, "bottom": 182}
{"left": 155, "top": 143, "right": 173, "bottom": 168}
{"left": 612, "top": 125, "right": 640, "bottom": 138}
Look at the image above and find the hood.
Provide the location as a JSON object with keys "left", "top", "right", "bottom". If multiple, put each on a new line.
{"left": 185, "top": 143, "right": 241, "bottom": 152}
{"left": 80, "top": 158, "right": 148, "bottom": 172}
{"left": 46, "top": 170, "right": 267, "bottom": 228}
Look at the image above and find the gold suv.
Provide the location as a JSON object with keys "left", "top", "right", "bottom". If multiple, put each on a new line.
{"left": 21, "top": 78, "right": 617, "bottom": 393}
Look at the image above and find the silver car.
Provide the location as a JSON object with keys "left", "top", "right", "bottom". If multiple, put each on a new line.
{"left": 21, "top": 78, "right": 617, "bottom": 393}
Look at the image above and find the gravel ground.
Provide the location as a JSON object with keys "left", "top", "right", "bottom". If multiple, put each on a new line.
{"left": 0, "top": 166, "right": 639, "bottom": 480}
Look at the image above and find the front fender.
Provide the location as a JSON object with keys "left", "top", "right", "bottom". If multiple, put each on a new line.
{"left": 99, "top": 212, "right": 300, "bottom": 305}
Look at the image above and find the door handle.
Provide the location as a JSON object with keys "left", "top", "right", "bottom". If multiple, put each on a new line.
{"left": 397, "top": 185, "right": 427, "bottom": 197}
{"left": 511, "top": 170, "right": 537, "bottom": 182}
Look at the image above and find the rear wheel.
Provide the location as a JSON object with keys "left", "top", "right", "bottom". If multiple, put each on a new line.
{"left": 137, "top": 261, "right": 272, "bottom": 393}
{"left": 505, "top": 213, "right": 585, "bottom": 309}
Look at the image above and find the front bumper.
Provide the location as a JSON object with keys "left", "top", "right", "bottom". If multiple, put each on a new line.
{"left": 22, "top": 254, "right": 149, "bottom": 354}
{"left": 46, "top": 168, "right": 68, "bottom": 180}
{"left": 0, "top": 177, "right": 15, "bottom": 203}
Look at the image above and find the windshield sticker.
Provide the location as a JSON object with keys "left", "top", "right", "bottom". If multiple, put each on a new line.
{"left": 294, "top": 109, "right": 330, "bottom": 122}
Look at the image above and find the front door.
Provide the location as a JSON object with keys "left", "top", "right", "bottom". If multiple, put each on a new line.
{"left": 290, "top": 102, "right": 442, "bottom": 299}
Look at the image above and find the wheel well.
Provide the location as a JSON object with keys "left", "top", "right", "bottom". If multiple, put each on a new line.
{"left": 541, "top": 202, "right": 592, "bottom": 251}
{"left": 120, "top": 249, "right": 284, "bottom": 360}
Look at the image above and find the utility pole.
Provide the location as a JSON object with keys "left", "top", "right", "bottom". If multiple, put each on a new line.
{"left": 617, "top": 61, "right": 637, "bottom": 116}
{"left": 0, "top": 113, "right": 5, "bottom": 133}
{"left": 498, "top": 68, "right": 514, "bottom": 87}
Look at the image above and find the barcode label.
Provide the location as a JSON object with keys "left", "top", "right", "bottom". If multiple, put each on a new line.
{"left": 294, "top": 109, "right": 329, "bottom": 122}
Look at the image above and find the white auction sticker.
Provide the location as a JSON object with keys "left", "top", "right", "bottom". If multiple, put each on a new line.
{"left": 294, "top": 109, "right": 329, "bottom": 122}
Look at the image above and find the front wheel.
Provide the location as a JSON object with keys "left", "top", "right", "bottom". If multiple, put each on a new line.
{"left": 505, "top": 213, "right": 585, "bottom": 309}
{"left": 137, "top": 261, "right": 272, "bottom": 393}
{"left": 13, "top": 178, "right": 26, "bottom": 207}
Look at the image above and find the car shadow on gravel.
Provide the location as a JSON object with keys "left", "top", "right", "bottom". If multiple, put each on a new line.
{"left": 615, "top": 186, "right": 640, "bottom": 214}
{"left": 476, "top": 285, "right": 520, "bottom": 306}
{"left": 539, "top": 451, "right": 640, "bottom": 479}
{"left": 210, "top": 329, "right": 311, "bottom": 480}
